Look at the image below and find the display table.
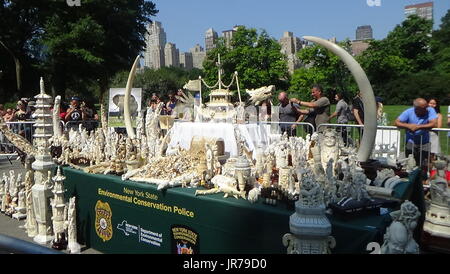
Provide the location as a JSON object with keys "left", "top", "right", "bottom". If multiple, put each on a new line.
{"left": 167, "top": 122, "right": 271, "bottom": 157}
{"left": 62, "top": 167, "right": 420, "bottom": 254}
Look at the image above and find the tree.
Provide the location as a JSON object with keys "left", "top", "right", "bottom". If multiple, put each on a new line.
{"left": 432, "top": 9, "right": 450, "bottom": 74}
{"left": 0, "top": 0, "right": 44, "bottom": 97}
{"left": 290, "top": 39, "right": 357, "bottom": 101}
{"left": 358, "top": 15, "right": 433, "bottom": 92}
{"left": 39, "top": 0, "right": 158, "bottom": 102}
{"left": 111, "top": 66, "right": 203, "bottom": 102}
{"left": 203, "top": 26, "right": 289, "bottom": 94}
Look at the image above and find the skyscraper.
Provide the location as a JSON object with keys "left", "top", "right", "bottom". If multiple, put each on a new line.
{"left": 205, "top": 28, "right": 218, "bottom": 52}
{"left": 222, "top": 25, "right": 242, "bottom": 49}
{"left": 164, "top": 43, "right": 180, "bottom": 68}
{"left": 405, "top": 2, "right": 433, "bottom": 21}
{"left": 279, "top": 32, "right": 304, "bottom": 74}
{"left": 180, "top": 52, "right": 193, "bottom": 70}
{"left": 356, "top": 25, "right": 373, "bottom": 41}
{"left": 190, "top": 44, "right": 206, "bottom": 69}
{"left": 222, "top": 29, "right": 235, "bottom": 49}
{"left": 144, "top": 21, "right": 167, "bottom": 69}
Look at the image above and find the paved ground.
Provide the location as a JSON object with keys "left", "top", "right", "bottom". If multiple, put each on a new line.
{"left": 0, "top": 158, "right": 102, "bottom": 254}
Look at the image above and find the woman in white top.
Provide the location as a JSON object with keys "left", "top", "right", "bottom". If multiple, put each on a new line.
{"left": 428, "top": 98, "right": 442, "bottom": 155}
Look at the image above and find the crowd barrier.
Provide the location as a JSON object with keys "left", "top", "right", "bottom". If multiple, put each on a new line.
{"left": 317, "top": 123, "right": 450, "bottom": 174}
{"left": 0, "top": 120, "right": 99, "bottom": 157}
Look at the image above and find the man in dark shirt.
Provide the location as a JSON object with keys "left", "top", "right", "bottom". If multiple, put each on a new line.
{"left": 65, "top": 96, "right": 87, "bottom": 130}
{"left": 352, "top": 91, "right": 364, "bottom": 142}
{"left": 278, "top": 92, "right": 301, "bottom": 136}
{"left": 352, "top": 91, "right": 364, "bottom": 126}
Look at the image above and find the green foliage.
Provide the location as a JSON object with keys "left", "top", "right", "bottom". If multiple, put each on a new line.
{"left": 357, "top": 15, "right": 435, "bottom": 101}
{"left": 432, "top": 10, "right": 450, "bottom": 74}
{"left": 202, "top": 26, "right": 289, "bottom": 93}
{"left": 110, "top": 66, "right": 203, "bottom": 102}
{"left": 290, "top": 39, "right": 357, "bottom": 101}
{"left": 0, "top": 0, "right": 158, "bottom": 103}
{"left": 381, "top": 71, "right": 450, "bottom": 105}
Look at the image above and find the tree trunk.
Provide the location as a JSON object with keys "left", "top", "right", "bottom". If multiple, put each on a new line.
{"left": 0, "top": 40, "right": 21, "bottom": 94}
{"left": 14, "top": 57, "right": 21, "bottom": 94}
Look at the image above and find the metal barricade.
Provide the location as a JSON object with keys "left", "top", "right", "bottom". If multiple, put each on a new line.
{"left": 430, "top": 128, "right": 450, "bottom": 157}
{"left": 5, "top": 121, "right": 35, "bottom": 142}
{"left": 258, "top": 121, "right": 315, "bottom": 139}
{"left": 0, "top": 121, "right": 35, "bottom": 159}
{"left": 317, "top": 123, "right": 450, "bottom": 175}
{"left": 317, "top": 123, "right": 402, "bottom": 155}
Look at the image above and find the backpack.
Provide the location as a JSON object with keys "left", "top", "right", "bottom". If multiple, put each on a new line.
{"left": 346, "top": 105, "right": 356, "bottom": 122}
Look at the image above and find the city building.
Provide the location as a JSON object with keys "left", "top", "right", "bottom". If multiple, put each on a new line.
{"left": 279, "top": 31, "right": 304, "bottom": 74}
{"left": 328, "top": 37, "right": 337, "bottom": 44}
{"left": 190, "top": 44, "right": 207, "bottom": 69}
{"left": 205, "top": 28, "right": 219, "bottom": 52}
{"left": 144, "top": 21, "right": 167, "bottom": 69}
{"left": 356, "top": 25, "right": 373, "bottom": 41}
{"left": 222, "top": 25, "right": 242, "bottom": 49}
{"left": 164, "top": 43, "right": 180, "bottom": 68}
{"left": 405, "top": 2, "right": 433, "bottom": 21}
{"left": 222, "top": 29, "right": 235, "bottom": 49}
{"left": 351, "top": 40, "right": 370, "bottom": 56}
{"left": 180, "top": 52, "right": 193, "bottom": 70}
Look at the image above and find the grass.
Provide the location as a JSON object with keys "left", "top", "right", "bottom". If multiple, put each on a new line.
{"left": 108, "top": 116, "right": 137, "bottom": 128}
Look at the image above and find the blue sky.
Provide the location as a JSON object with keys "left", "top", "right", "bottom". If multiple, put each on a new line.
{"left": 150, "top": 0, "right": 450, "bottom": 52}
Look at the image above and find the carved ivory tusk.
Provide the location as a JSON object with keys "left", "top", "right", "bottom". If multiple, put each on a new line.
{"left": 124, "top": 55, "right": 141, "bottom": 139}
{"left": 303, "top": 36, "right": 377, "bottom": 162}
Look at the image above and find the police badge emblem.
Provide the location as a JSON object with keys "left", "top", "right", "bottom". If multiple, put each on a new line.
{"left": 95, "top": 200, "right": 113, "bottom": 242}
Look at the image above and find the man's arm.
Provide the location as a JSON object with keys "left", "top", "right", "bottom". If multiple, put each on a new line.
{"left": 416, "top": 118, "right": 437, "bottom": 130}
{"left": 292, "top": 114, "right": 305, "bottom": 129}
{"left": 329, "top": 111, "right": 338, "bottom": 121}
{"left": 353, "top": 109, "right": 363, "bottom": 125}
{"left": 64, "top": 108, "right": 73, "bottom": 121}
{"left": 395, "top": 119, "right": 416, "bottom": 132}
{"left": 291, "top": 98, "right": 324, "bottom": 109}
{"left": 293, "top": 105, "right": 309, "bottom": 115}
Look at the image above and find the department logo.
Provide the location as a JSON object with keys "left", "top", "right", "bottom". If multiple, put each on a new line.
{"left": 95, "top": 200, "right": 113, "bottom": 242}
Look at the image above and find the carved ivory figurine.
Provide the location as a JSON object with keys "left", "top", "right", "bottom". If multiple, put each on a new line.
{"left": 423, "top": 159, "right": 450, "bottom": 238}
{"left": 318, "top": 129, "right": 342, "bottom": 176}
{"left": 195, "top": 175, "right": 246, "bottom": 199}
{"left": 381, "top": 201, "right": 421, "bottom": 254}
{"left": 67, "top": 197, "right": 81, "bottom": 254}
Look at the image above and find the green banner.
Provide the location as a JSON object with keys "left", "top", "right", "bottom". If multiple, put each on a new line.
{"left": 62, "top": 167, "right": 418, "bottom": 254}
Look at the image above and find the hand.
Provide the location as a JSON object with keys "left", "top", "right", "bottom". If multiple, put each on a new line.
{"left": 291, "top": 124, "right": 297, "bottom": 129}
{"left": 290, "top": 98, "right": 300, "bottom": 104}
{"left": 408, "top": 124, "right": 420, "bottom": 132}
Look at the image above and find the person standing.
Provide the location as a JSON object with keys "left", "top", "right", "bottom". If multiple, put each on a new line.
{"left": 351, "top": 91, "right": 365, "bottom": 143}
{"left": 352, "top": 91, "right": 365, "bottom": 126}
{"left": 395, "top": 98, "right": 437, "bottom": 170}
{"left": 290, "top": 84, "right": 330, "bottom": 132}
{"left": 166, "top": 93, "right": 177, "bottom": 116}
{"left": 428, "top": 98, "right": 442, "bottom": 156}
{"left": 65, "top": 96, "right": 87, "bottom": 131}
{"left": 278, "top": 92, "right": 301, "bottom": 136}
{"left": 328, "top": 92, "right": 349, "bottom": 145}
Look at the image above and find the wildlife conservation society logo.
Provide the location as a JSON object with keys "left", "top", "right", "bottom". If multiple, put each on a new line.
{"left": 95, "top": 200, "right": 113, "bottom": 242}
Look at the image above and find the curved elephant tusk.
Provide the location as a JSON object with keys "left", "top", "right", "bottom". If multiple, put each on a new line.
{"left": 303, "top": 36, "right": 377, "bottom": 162}
{"left": 124, "top": 55, "right": 141, "bottom": 139}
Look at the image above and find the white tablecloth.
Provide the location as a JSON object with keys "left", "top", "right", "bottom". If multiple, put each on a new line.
{"left": 168, "top": 122, "right": 271, "bottom": 157}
